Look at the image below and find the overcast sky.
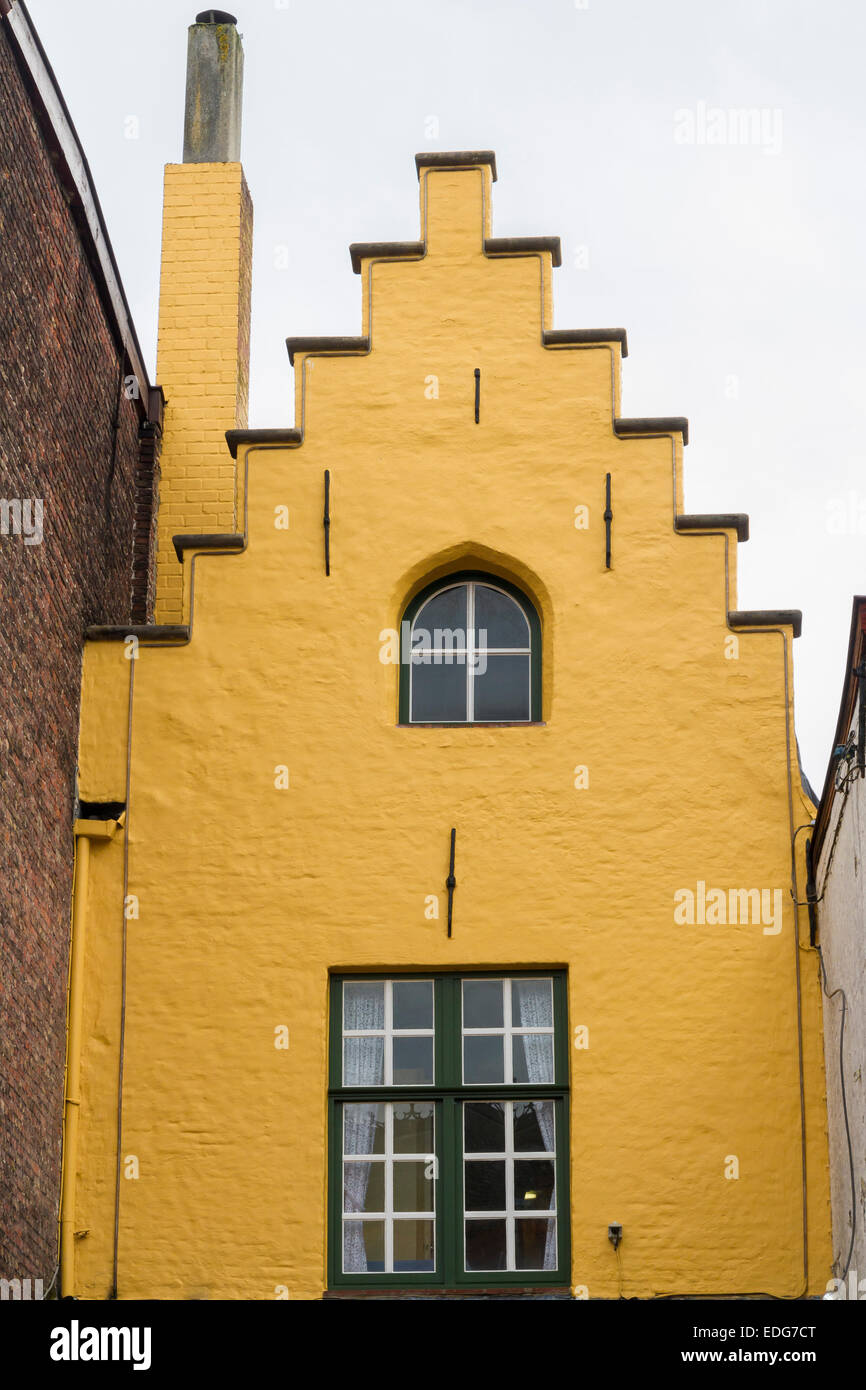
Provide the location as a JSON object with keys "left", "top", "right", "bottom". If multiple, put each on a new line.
{"left": 26, "top": 0, "right": 866, "bottom": 787}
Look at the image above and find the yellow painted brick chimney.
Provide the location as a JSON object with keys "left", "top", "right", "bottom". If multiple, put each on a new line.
{"left": 154, "top": 10, "right": 252, "bottom": 622}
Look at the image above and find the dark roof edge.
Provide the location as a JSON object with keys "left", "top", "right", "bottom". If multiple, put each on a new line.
{"left": 728, "top": 609, "right": 803, "bottom": 639}
{"left": 225, "top": 428, "right": 303, "bottom": 458}
{"left": 172, "top": 533, "right": 244, "bottom": 562}
{"left": 485, "top": 236, "right": 561, "bottom": 267}
{"left": 812, "top": 596, "right": 866, "bottom": 860}
{"left": 349, "top": 236, "right": 562, "bottom": 275}
{"left": 415, "top": 150, "right": 497, "bottom": 182}
{"left": 349, "top": 241, "right": 424, "bottom": 273}
{"left": 615, "top": 415, "right": 689, "bottom": 446}
{"left": 86, "top": 624, "right": 190, "bottom": 642}
{"left": 286, "top": 324, "right": 628, "bottom": 369}
{"left": 543, "top": 328, "right": 628, "bottom": 358}
{"left": 286, "top": 335, "right": 369, "bottom": 365}
{"left": 676, "top": 513, "right": 749, "bottom": 542}
{"left": 5, "top": 2, "right": 156, "bottom": 417}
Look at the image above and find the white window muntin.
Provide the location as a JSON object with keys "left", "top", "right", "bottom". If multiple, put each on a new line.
{"left": 342, "top": 1102, "right": 437, "bottom": 1275}
{"left": 462, "top": 1099, "right": 557, "bottom": 1272}
{"left": 408, "top": 581, "right": 532, "bottom": 724}
{"left": 343, "top": 978, "right": 435, "bottom": 1086}
{"left": 461, "top": 977, "right": 555, "bottom": 1085}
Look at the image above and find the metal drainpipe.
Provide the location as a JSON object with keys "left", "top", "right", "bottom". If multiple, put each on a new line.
{"left": 60, "top": 816, "right": 123, "bottom": 1299}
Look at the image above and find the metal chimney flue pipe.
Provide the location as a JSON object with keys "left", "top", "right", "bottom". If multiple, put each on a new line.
{"left": 183, "top": 12, "right": 244, "bottom": 163}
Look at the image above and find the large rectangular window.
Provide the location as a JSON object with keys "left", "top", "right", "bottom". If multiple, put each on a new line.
{"left": 328, "top": 972, "right": 569, "bottom": 1289}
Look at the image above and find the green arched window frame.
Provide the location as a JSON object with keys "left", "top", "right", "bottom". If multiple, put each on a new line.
{"left": 398, "top": 571, "right": 543, "bottom": 725}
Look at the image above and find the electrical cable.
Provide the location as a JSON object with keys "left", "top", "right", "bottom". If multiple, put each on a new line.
{"left": 816, "top": 946, "right": 857, "bottom": 1281}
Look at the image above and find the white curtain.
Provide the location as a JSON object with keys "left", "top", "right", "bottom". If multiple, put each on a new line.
{"left": 343, "top": 982, "right": 384, "bottom": 1035}
{"left": 342, "top": 1102, "right": 382, "bottom": 1272}
{"left": 344, "top": 1037, "right": 384, "bottom": 1087}
{"left": 343, "top": 981, "right": 385, "bottom": 1087}
{"left": 513, "top": 980, "right": 557, "bottom": 1271}
{"left": 342, "top": 985, "right": 386, "bottom": 1272}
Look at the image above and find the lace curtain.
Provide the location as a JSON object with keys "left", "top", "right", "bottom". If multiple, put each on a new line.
{"left": 342, "top": 1102, "right": 381, "bottom": 1272}
{"left": 342, "top": 983, "right": 385, "bottom": 1271}
{"left": 514, "top": 980, "right": 557, "bottom": 1270}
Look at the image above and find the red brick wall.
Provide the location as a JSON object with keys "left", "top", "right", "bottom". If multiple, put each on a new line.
{"left": 0, "top": 21, "right": 148, "bottom": 1287}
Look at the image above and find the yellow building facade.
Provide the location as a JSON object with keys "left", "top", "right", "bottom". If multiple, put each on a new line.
{"left": 65, "top": 133, "right": 831, "bottom": 1298}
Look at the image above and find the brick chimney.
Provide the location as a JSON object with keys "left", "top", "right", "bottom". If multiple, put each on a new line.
{"left": 154, "top": 10, "right": 252, "bottom": 622}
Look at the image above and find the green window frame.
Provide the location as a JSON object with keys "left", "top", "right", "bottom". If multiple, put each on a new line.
{"left": 398, "top": 571, "right": 543, "bottom": 725}
{"left": 327, "top": 972, "right": 570, "bottom": 1291}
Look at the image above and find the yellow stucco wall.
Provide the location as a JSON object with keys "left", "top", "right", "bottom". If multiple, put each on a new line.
{"left": 71, "top": 159, "right": 831, "bottom": 1299}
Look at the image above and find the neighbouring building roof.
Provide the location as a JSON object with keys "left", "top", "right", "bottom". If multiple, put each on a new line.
{"left": 812, "top": 595, "right": 866, "bottom": 860}
{"left": 1, "top": 0, "right": 162, "bottom": 425}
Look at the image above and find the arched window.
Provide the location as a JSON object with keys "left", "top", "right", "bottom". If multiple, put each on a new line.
{"left": 399, "top": 573, "right": 541, "bottom": 724}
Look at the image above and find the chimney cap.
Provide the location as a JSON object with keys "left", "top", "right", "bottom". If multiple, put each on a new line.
{"left": 195, "top": 9, "right": 237, "bottom": 22}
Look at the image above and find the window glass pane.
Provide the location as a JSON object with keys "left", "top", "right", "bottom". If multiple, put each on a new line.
{"left": 515, "top": 1218, "right": 556, "bottom": 1271}
{"left": 343, "top": 1160, "right": 385, "bottom": 1214}
{"left": 343, "top": 1036, "right": 384, "bottom": 1086}
{"left": 464, "top": 1101, "right": 506, "bottom": 1154}
{"left": 514, "top": 1160, "right": 556, "bottom": 1211}
{"left": 415, "top": 585, "right": 467, "bottom": 639}
{"left": 394, "top": 1161, "right": 434, "bottom": 1213}
{"left": 394, "top": 1220, "right": 435, "bottom": 1273}
{"left": 343, "top": 980, "right": 384, "bottom": 1032}
{"left": 474, "top": 585, "right": 530, "bottom": 648}
{"left": 512, "top": 978, "right": 553, "bottom": 1029}
{"left": 463, "top": 1034, "right": 504, "bottom": 1084}
{"left": 410, "top": 658, "right": 467, "bottom": 722}
{"left": 464, "top": 1161, "right": 506, "bottom": 1212}
{"left": 513, "top": 1101, "right": 554, "bottom": 1153}
{"left": 411, "top": 642, "right": 468, "bottom": 666}
{"left": 472, "top": 653, "right": 531, "bottom": 721}
{"left": 462, "top": 978, "right": 504, "bottom": 1029}
{"left": 393, "top": 1101, "right": 434, "bottom": 1155}
{"left": 343, "top": 1220, "right": 385, "bottom": 1273}
{"left": 393, "top": 1035, "right": 433, "bottom": 1085}
{"left": 392, "top": 979, "right": 433, "bottom": 1030}
{"left": 343, "top": 1103, "right": 385, "bottom": 1155}
{"left": 511, "top": 1033, "right": 553, "bottom": 1084}
{"left": 465, "top": 1219, "right": 507, "bottom": 1271}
